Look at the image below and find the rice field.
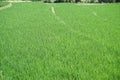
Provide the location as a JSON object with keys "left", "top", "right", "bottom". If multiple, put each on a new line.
{"left": 0, "top": 2, "right": 120, "bottom": 80}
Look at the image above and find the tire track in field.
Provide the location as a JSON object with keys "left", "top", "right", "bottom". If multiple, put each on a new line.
{"left": 48, "top": 5, "right": 100, "bottom": 43}
{"left": 76, "top": 4, "right": 109, "bottom": 21}
{"left": 50, "top": 6, "right": 97, "bottom": 42}
{"left": 51, "top": 6, "right": 66, "bottom": 25}
{"left": 50, "top": 6, "right": 87, "bottom": 26}
{"left": 77, "top": 5, "right": 119, "bottom": 51}
{"left": 76, "top": 4, "right": 98, "bottom": 17}
{"left": 50, "top": 6, "right": 92, "bottom": 37}
{"left": 48, "top": 4, "right": 115, "bottom": 53}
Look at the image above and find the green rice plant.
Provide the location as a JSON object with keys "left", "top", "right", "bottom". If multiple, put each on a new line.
{"left": 0, "top": 2, "right": 120, "bottom": 80}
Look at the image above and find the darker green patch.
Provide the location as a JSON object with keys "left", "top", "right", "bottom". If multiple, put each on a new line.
{"left": 0, "top": 2, "right": 9, "bottom": 7}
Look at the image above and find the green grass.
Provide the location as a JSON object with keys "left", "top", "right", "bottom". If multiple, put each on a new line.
{"left": 0, "top": 2, "right": 9, "bottom": 7}
{"left": 0, "top": 2, "right": 120, "bottom": 80}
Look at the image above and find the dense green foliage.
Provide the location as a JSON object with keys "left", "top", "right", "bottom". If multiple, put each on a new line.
{"left": 0, "top": 2, "right": 120, "bottom": 80}
{"left": 44, "top": 0, "right": 119, "bottom": 3}
{"left": 1, "top": 0, "right": 120, "bottom": 3}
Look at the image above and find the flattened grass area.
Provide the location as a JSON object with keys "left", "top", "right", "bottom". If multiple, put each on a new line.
{"left": 0, "top": 2, "right": 120, "bottom": 80}
{"left": 0, "top": 2, "right": 9, "bottom": 7}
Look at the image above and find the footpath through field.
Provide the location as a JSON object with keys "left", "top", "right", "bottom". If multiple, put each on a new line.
{"left": 0, "top": 3, "right": 12, "bottom": 11}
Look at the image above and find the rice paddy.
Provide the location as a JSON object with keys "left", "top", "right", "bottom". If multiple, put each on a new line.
{"left": 0, "top": 2, "right": 120, "bottom": 80}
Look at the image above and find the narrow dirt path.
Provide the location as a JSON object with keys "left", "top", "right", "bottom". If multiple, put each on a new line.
{"left": 0, "top": 3, "right": 12, "bottom": 11}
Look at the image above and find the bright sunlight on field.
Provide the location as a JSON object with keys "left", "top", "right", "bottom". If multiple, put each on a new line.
{"left": 0, "top": 2, "right": 120, "bottom": 80}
